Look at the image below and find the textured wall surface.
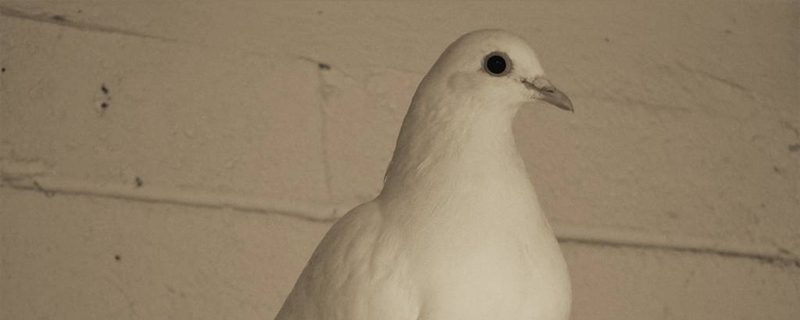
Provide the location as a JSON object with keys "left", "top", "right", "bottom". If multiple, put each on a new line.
{"left": 1, "top": 1, "right": 799, "bottom": 319}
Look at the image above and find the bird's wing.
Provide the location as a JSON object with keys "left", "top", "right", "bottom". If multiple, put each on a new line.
{"left": 275, "top": 201, "right": 417, "bottom": 320}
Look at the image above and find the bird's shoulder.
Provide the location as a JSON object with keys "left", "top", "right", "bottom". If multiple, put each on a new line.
{"left": 292, "top": 200, "right": 390, "bottom": 290}
{"left": 315, "top": 200, "right": 383, "bottom": 255}
{"left": 277, "top": 200, "right": 418, "bottom": 320}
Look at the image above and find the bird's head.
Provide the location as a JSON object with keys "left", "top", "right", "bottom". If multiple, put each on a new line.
{"left": 421, "top": 29, "right": 573, "bottom": 113}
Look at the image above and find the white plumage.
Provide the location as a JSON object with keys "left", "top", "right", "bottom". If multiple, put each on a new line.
{"left": 276, "top": 29, "right": 573, "bottom": 320}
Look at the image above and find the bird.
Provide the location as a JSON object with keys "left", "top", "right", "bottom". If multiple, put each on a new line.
{"left": 275, "top": 29, "right": 573, "bottom": 320}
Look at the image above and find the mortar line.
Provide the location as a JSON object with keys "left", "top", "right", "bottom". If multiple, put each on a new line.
{"left": 2, "top": 176, "right": 797, "bottom": 265}
{"left": 2, "top": 177, "right": 340, "bottom": 223}
{"left": 0, "top": 6, "right": 177, "bottom": 42}
{"left": 314, "top": 61, "right": 334, "bottom": 201}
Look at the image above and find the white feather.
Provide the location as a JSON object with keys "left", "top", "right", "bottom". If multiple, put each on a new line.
{"left": 276, "top": 29, "right": 572, "bottom": 320}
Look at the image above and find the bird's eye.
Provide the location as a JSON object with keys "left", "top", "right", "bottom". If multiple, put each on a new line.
{"left": 483, "top": 52, "right": 511, "bottom": 76}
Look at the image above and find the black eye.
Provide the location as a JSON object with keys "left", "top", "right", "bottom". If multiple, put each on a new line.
{"left": 483, "top": 52, "right": 510, "bottom": 76}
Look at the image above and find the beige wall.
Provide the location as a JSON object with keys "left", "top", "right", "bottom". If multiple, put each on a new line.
{"left": 1, "top": 1, "right": 798, "bottom": 319}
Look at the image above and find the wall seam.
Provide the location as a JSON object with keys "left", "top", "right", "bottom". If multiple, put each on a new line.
{"left": 2, "top": 175, "right": 797, "bottom": 265}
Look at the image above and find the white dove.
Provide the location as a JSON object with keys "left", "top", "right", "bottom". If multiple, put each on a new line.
{"left": 276, "top": 29, "right": 573, "bottom": 320}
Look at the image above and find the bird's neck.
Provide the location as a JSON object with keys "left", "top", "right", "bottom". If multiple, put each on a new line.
{"left": 380, "top": 95, "right": 533, "bottom": 205}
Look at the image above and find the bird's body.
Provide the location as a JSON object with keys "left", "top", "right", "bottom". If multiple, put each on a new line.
{"left": 276, "top": 29, "right": 572, "bottom": 320}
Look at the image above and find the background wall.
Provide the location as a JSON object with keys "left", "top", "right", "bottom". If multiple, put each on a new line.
{"left": 1, "top": 1, "right": 798, "bottom": 319}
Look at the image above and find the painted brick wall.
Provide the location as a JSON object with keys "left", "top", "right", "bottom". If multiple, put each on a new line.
{"left": 1, "top": 1, "right": 798, "bottom": 319}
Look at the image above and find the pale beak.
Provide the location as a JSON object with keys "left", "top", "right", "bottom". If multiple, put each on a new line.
{"left": 523, "top": 76, "right": 574, "bottom": 112}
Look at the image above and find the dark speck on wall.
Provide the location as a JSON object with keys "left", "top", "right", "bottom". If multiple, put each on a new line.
{"left": 1, "top": 67, "right": 5, "bottom": 73}
{"left": 99, "top": 84, "right": 111, "bottom": 110}
{"left": 135, "top": 176, "right": 143, "bottom": 187}
{"left": 50, "top": 15, "right": 66, "bottom": 22}
{"left": 666, "top": 211, "right": 678, "bottom": 219}
{"left": 115, "top": 254, "right": 121, "bottom": 261}
{"left": 318, "top": 62, "right": 331, "bottom": 70}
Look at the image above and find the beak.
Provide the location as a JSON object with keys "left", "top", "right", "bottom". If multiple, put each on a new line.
{"left": 523, "top": 76, "right": 574, "bottom": 112}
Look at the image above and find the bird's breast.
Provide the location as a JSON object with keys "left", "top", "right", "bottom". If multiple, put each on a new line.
{"left": 383, "top": 191, "right": 571, "bottom": 320}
